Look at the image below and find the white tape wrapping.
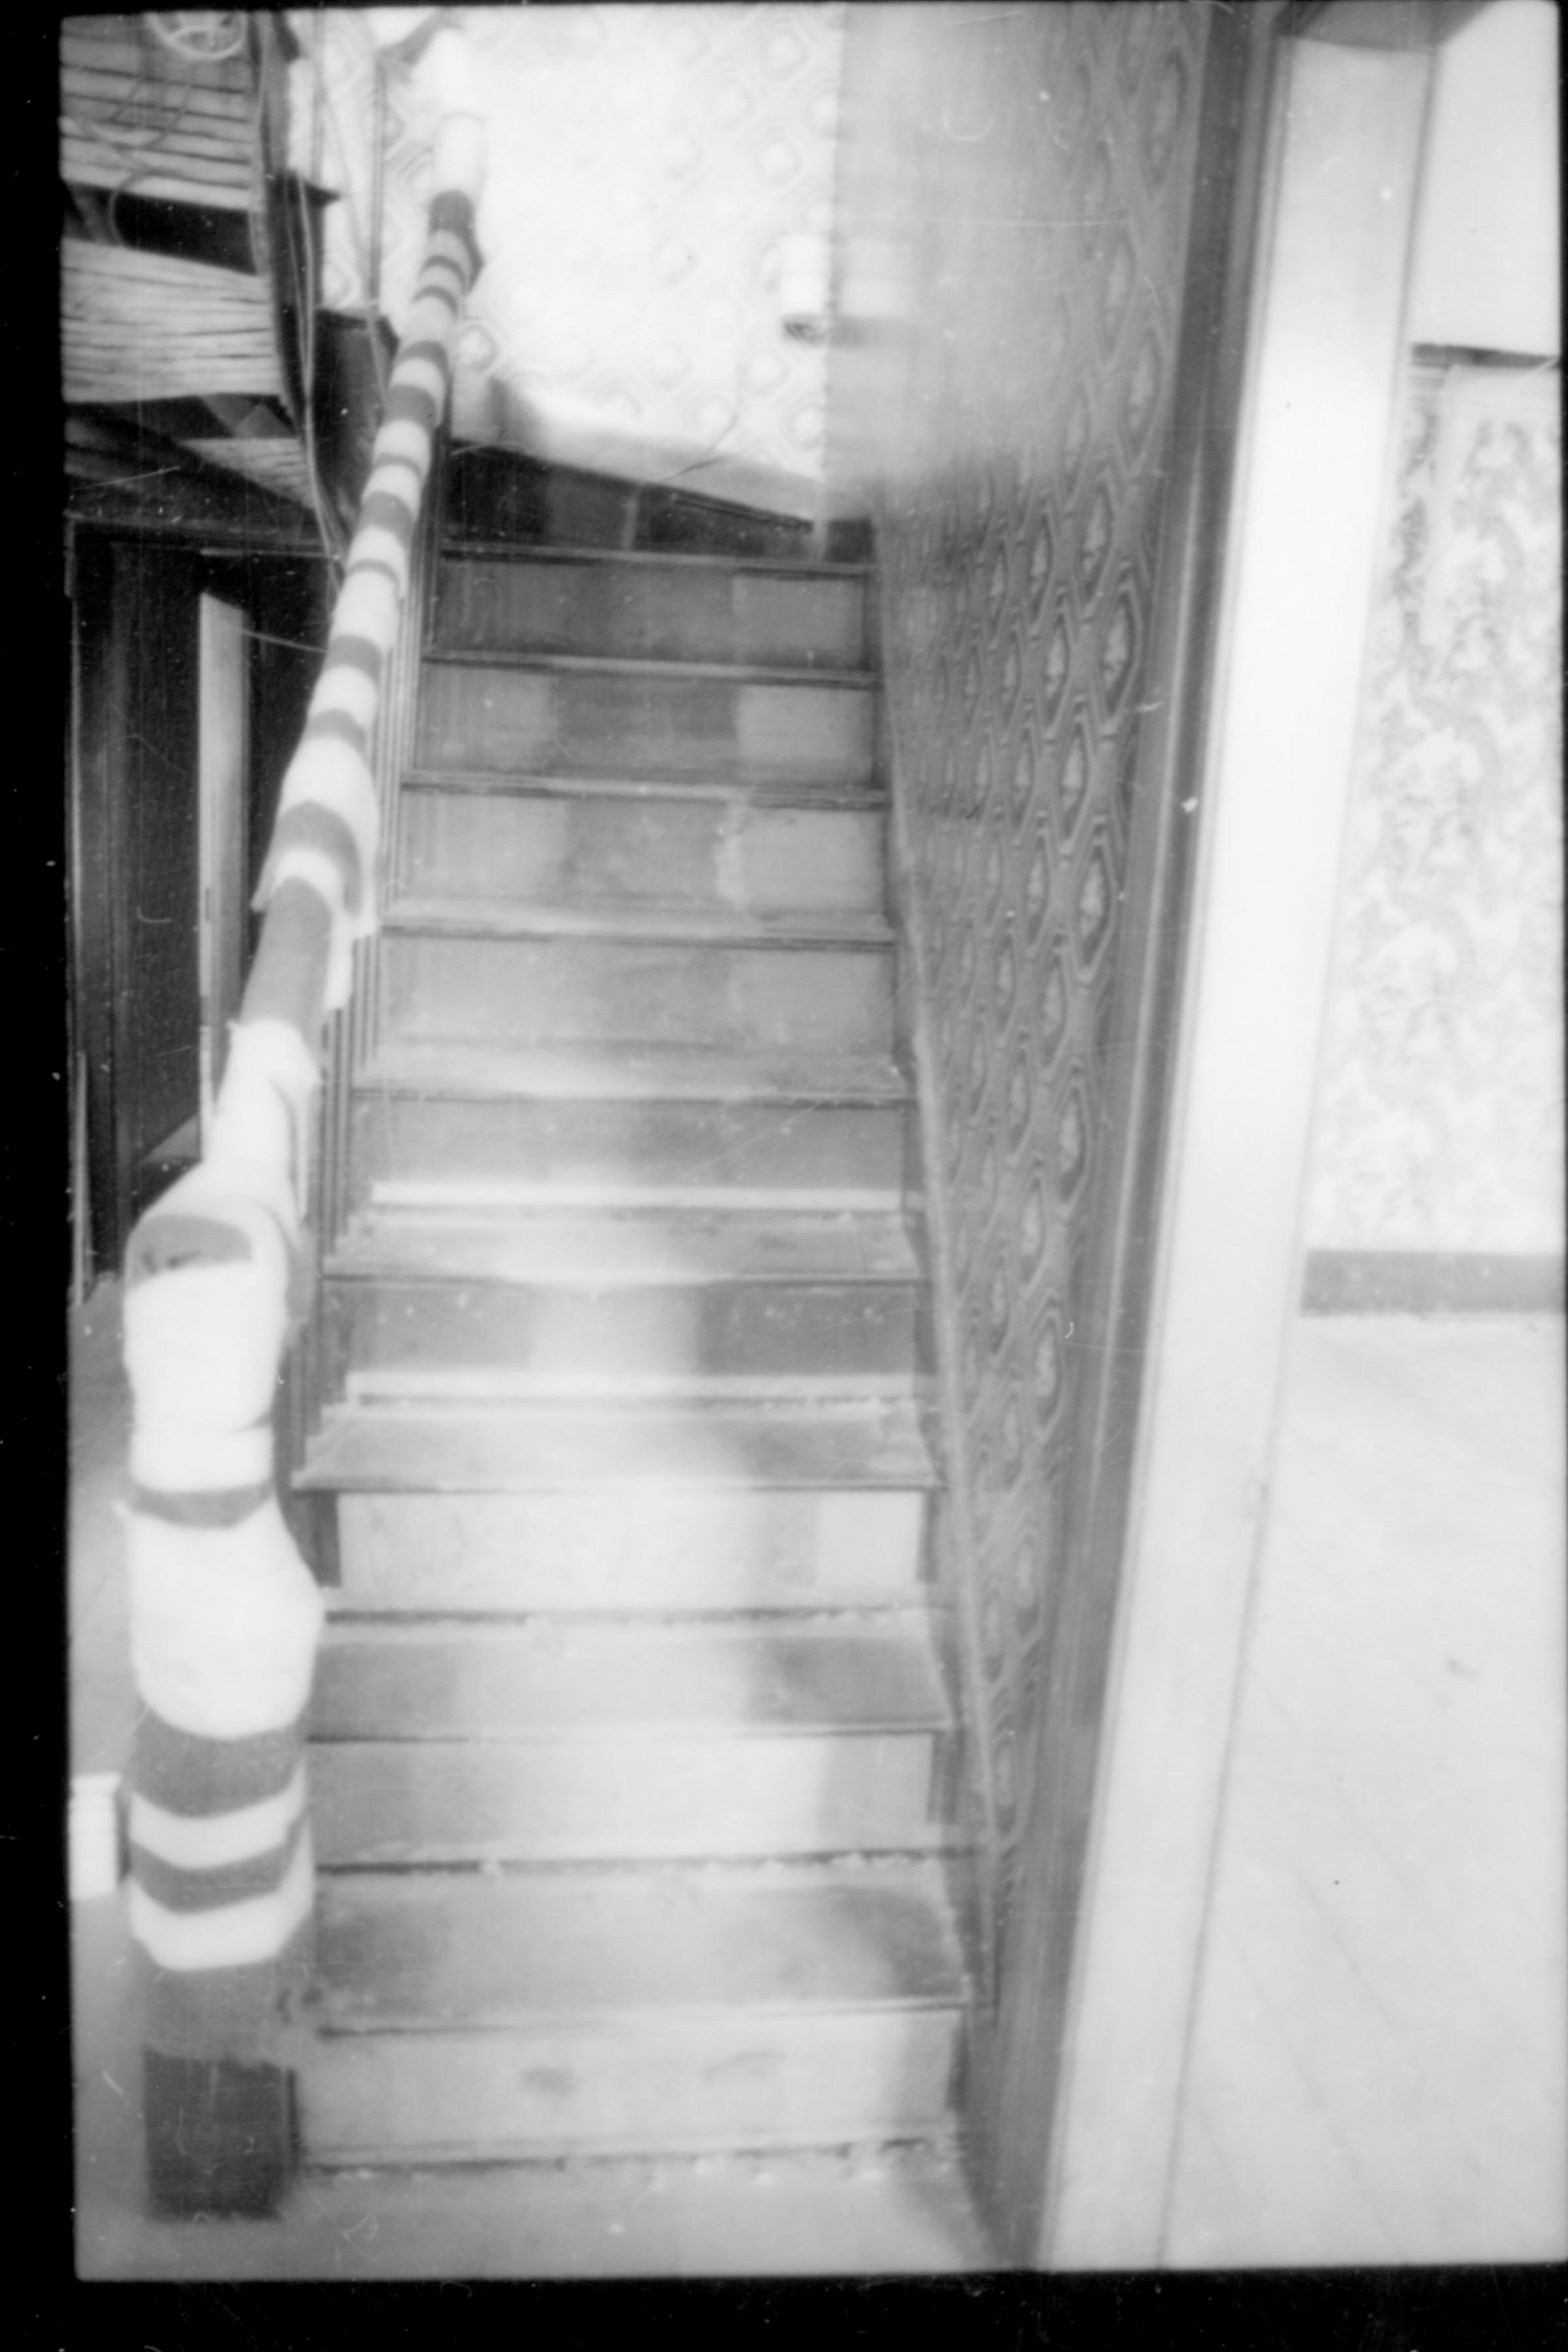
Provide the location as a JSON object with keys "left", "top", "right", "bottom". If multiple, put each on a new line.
{"left": 347, "top": 522, "right": 411, "bottom": 599}
{"left": 359, "top": 464, "right": 421, "bottom": 536}
{"left": 208, "top": 1019, "right": 319, "bottom": 1222}
{"left": 369, "top": 416, "right": 432, "bottom": 486}
{"left": 146, "top": 1024, "right": 310, "bottom": 1247}
{"left": 421, "top": 25, "right": 485, "bottom": 141}
{"left": 331, "top": 570, "right": 400, "bottom": 661}
{"left": 431, "top": 110, "right": 486, "bottom": 203}
{"left": 274, "top": 736, "right": 380, "bottom": 923}
{"left": 266, "top": 845, "right": 359, "bottom": 1013}
{"left": 399, "top": 294, "right": 461, "bottom": 362}
{"left": 130, "top": 1825, "right": 315, "bottom": 1974}
{"left": 128, "top": 1426, "right": 272, "bottom": 1494}
{"left": 390, "top": 353, "right": 448, "bottom": 415}
{"left": 127, "top": 1498, "right": 325, "bottom": 1742}
{"left": 125, "top": 1252, "right": 291, "bottom": 1454}
{"left": 131, "top": 1767, "right": 308, "bottom": 1872}
{"left": 308, "top": 659, "right": 378, "bottom": 735}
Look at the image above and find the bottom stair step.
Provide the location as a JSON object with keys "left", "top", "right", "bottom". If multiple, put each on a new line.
{"left": 303, "top": 1862, "right": 966, "bottom": 2163}
{"left": 87, "top": 2146, "right": 994, "bottom": 2277}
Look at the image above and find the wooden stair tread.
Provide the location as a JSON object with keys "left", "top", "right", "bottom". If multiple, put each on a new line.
{"left": 402, "top": 765, "right": 888, "bottom": 808}
{"left": 312, "top": 1620, "right": 949, "bottom": 1742}
{"left": 424, "top": 646, "right": 872, "bottom": 687}
{"left": 344, "top": 1370, "right": 915, "bottom": 1405}
{"left": 297, "top": 1396, "right": 938, "bottom": 1492}
{"left": 438, "top": 536, "right": 872, "bottom": 579}
{"left": 310, "top": 1861, "right": 964, "bottom": 2025}
{"left": 382, "top": 895, "right": 893, "bottom": 948}
{"left": 325, "top": 1207, "right": 919, "bottom": 1286}
{"left": 354, "top": 1039, "right": 909, "bottom": 1104}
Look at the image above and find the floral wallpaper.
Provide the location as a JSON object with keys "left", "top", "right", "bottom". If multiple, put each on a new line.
{"left": 288, "top": 4, "right": 843, "bottom": 478}
{"left": 827, "top": 1, "right": 1210, "bottom": 1922}
{"left": 1305, "top": 361, "right": 1564, "bottom": 1256}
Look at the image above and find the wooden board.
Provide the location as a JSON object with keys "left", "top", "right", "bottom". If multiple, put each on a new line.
{"left": 311, "top": 1620, "right": 949, "bottom": 1740}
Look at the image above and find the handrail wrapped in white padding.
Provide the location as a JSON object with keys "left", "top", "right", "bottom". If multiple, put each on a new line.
{"left": 117, "top": 27, "right": 485, "bottom": 2218}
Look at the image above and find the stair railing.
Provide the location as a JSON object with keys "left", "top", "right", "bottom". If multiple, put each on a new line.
{"left": 114, "top": 30, "right": 485, "bottom": 2217}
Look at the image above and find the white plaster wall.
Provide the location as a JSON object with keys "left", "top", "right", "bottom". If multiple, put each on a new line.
{"left": 1407, "top": 0, "right": 1560, "bottom": 359}
{"left": 289, "top": 5, "right": 845, "bottom": 481}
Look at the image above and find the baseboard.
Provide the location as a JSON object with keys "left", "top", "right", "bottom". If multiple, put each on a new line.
{"left": 1302, "top": 1250, "right": 1567, "bottom": 1314}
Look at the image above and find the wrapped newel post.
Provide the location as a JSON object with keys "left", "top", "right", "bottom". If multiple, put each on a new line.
{"left": 119, "top": 34, "right": 485, "bottom": 2219}
{"left": 123, "top": 1019, "right": 326, "bottom": 2216}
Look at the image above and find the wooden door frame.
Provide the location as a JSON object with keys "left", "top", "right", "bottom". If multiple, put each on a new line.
{"left": 964, "top": 0, "right": 1292, "bottom": 2262}
{"left": 1026, "top": 1, "right": 1471, "bottom": 2275}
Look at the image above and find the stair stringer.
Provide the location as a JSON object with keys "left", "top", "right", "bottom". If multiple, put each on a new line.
{"left": 863, "top": 557, "right": 1006, "bottom": 2117}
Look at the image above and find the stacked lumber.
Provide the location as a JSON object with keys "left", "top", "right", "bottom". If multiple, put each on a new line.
{"left": 62, "top": 240, "right": 284, "bottom": 404}
{"left": 60, "top": 16, "right": 257, "bottom": 214}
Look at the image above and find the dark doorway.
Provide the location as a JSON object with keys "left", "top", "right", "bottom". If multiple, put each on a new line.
{"left": 70, "top": 529, "right": 326, "bottom": 1280}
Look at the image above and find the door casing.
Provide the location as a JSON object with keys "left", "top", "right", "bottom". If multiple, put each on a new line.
{"left": 1034, "top": 1, "right": 1469, "bottom": 2275}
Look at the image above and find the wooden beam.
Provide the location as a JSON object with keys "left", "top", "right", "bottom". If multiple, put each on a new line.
{"left": 65, "top": 410, "right": 320, "bottom": 548}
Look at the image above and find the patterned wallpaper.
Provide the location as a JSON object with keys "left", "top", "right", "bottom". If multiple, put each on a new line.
{"left": 1304, "top": 361, "right": 1564, "bottom": 1256}
{"left": 288, "top": 5, "right": 843, "bottom": 478}
{"left": 826, "top": 3, "right": 1210, "bottom": 1923}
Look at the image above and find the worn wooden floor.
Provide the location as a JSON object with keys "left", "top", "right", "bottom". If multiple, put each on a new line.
{"left": 1165, "top": 1313, "right": 1567, "bottom": 2267}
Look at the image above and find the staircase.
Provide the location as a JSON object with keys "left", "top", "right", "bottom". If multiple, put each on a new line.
{"left": 291, "top": 476, "right": 990, "bottom": 2274}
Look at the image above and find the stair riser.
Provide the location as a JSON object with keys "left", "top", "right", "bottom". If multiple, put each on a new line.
{"left": 311, "top": 1735, "right": 939, "bottom": 1861}
{"left": 349, "top": 1095, "right": 909, "bottom": 1207}
{"left": 380, "top": 936, "right": 895, "bottom": 1055}
{"left": 327, "top": 1280, "right": 917, "bottom": 1388}
{"left": 433, "top": 557, "right": 867, "bottom": 669}
{"left": 400, "top": 791, "right": 886, "bottom": 916}
{"left": 417, "top": 663, "right": 875, "bottom": 785}
{"left": 441, "top": 453, "right": 826, "bottom": 563}
{"left": 333, "top": 1489, "right": 927, "bottom": 1612}
{"left": 301, "top": 2010, "right": 957, "bottom": 2164}
{"left": 314, "top": 1626, "right": 942, "bottom": 1742}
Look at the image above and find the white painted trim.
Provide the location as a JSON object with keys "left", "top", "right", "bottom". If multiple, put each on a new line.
{"left": 1040, "top": 36, "right": 1435, "bottom": 2270}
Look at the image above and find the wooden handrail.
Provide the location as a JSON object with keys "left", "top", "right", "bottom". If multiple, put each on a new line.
{"left": 116, "top": 33, "right": 485, "bottom": 2217}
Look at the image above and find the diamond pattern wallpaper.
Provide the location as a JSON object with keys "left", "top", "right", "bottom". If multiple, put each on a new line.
{"left": 289, "top": 5, "right": 843, "bottom": 478}
{"left": 826, "top": 2, "right": 1211, "bottom": 1925}
{"left": 1304, "top": 360, "right": 1564, "bottom": 1256}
